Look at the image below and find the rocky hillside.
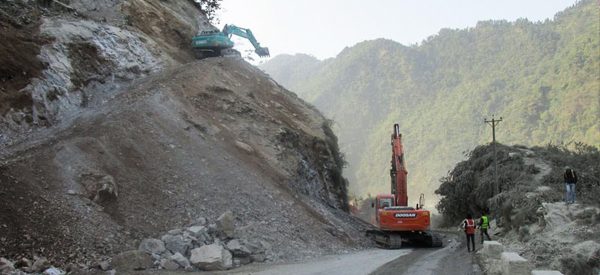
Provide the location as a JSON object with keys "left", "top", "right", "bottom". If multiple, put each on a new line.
{"left": 0, "top": 0, "right": 369, "bottom": 272}
{"left": 0, "top": 0, "right": 212, "bottom": 144}
{"left": 436, "top": 143, "right": 600, "bottom": 274}
{"left": 259, "top": 0, "right": 599, "bottom": 204}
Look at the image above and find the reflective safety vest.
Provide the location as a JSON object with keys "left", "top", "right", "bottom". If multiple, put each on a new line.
{"left": 465, "top": 219, "right": 475, "bottom": 234}
{"left": 481, "top": 215, "right": 489, "bottom": 229}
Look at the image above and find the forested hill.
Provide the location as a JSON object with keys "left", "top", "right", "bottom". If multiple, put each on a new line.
{"left": 259, "top": 0, "right": 599, "bottom": 203}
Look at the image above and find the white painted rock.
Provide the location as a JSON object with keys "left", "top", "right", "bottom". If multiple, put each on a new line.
{"left": 531, "top": 270, "right": 564, "bottom": 275}
{"left": 482, "top": 241, "right": 504, "bottom": 259}
{"left": 501, "top": 252, "right": 530, "bottom": 275}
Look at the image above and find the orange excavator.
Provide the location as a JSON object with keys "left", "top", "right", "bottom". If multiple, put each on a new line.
{"left": 366, "top": 124, "right": 443, "bottom": 248}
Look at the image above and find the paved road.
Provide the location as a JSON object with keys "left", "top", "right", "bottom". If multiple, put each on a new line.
{"left": 144, "top": 232, "right": 482, "bottom": 275}
{"left": 228, "top": 249, "right": 412, "bottom": 275}
{"left": 371, "top": 232, "right": 482, "bottom": 275}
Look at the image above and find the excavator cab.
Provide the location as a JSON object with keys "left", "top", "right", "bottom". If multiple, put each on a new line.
{"left": 373, "top": 195, "right": 394, "bottom": 209}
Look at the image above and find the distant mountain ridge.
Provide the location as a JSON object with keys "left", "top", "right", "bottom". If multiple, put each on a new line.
{"left": 260, "top": 0, "right": 599, "bottom": 203}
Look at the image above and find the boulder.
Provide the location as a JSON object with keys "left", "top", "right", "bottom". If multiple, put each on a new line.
{"left": 190, "top": 244, "right": 232, "bottom": 271}
{"left": 216, "top": 211, "right": 235, "bottom": 238}
{"left": 79, "top": 173, "right": 118, "bottom": 203}
{"left": 246, "top": 240, "right": 267, "bottom": 254}
{"left": 43, "top": 267, "right": 65, "bottom": 275}
{"left": 482, "top": 241, "right": 504, "bottom": 259}
{"left": 31, "top": 257, "right": 51, "bottom": 273}
{"left": 159, "top": 259, "right": 180, "bottom": 271}
{"left": 14, "top": 257, "right": 32, "bottom": 271}
{"left": 168, "top": 229, "right": 183, "bottom": 235}
{"left": 111, "top": 250, "right": 153, "bottom": 271}
{"left": 531, "top": 271, "right": 564, "bottom": 275}
{"left": 234, "top": 256, "right": 252, "bottom": 265}
{"left": 170, "top": 252, "right": 191, "bottom": 269}
{"left": 250, "top": 253, "right": 267, "bottom": 262}
{"left": 98, "top": 261, "right": 111, "bottom": 271}
{"left": 194, "top": 217, "right": 207, "bottom": 226}
{"left": 187, "top": 226, "right": 208, "bottom": 239}
{"left": 161, "top": 234, "right": 192, "bottom": 256}
{"left": 0, "top": 258, "right": 15, "bottom": 274}
{"left": 235, "top": 141, "right": 254, "bottom": 154}
{"left": 208, "top": 223, "right": 218, "bottom": 235}
{"left": 138, "top": 238, "right": 166, "bottom": 254}
{"left": 501, "top": 252, "right": 530, "bottom": 275}
{"left": 226, "top": 239, "right": 251, "bottom": 257}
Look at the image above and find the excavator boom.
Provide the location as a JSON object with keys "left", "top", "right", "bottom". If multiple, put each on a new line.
{"left": 222, "top": 24, "right": 270, "bottom": 57}
{"left": 391, "top": 123, "right": 408, "bottom": 206}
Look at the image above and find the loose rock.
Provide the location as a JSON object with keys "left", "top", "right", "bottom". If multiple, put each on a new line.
{"left": 216, "top": 211, "right": 235, "bottom": 238}
{"left": 187, "top": 226, "right": 208, "bottom": 239}
{"left": 31, "top": 257, "right": 51, "bottom": 273}
{"left": 190, "top": 244, "right": 233, "bottom": 271}
{"left": 0, "top": 258, "right": 15, "bottom": 273}
{"left": 235, "top": 140, "right": 254, "bottom": 154}
{"left": 139, "top": 238, "right": 166, "bottom": 254}
{"left": 111, "top": 250, "right": 153, "bottom": 271}
{"left": 161, "top": 234, "right": 192, "bottom": 256}
{"left": 226, "top": 239, "right": 251, "bottom": 257}
{"left": 170, "top": 252, "right": 191, "bottom": 269}
{"left": 43, "top": 267, "right": 65, "bottom": 275}
{"left": 159, "top": 259, "right": 179, "bottom": 271}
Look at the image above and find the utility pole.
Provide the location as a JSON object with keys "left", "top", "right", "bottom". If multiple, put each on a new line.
{"left": 485, "top": 115, "right": 502, "bottom": 143}
{"left": 484, "top": 115, "right": 503, "bottom": 195}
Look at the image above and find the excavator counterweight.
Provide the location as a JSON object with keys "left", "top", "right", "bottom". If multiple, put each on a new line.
{"left": 366, "top": 124, "right": 443, "bottom": 249}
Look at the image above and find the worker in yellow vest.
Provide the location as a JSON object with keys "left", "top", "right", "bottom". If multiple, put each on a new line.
{"left": 479, "top": 210, "right": 491, "bottom": 244}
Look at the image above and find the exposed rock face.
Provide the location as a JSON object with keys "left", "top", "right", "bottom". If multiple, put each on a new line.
{"left": 0, "top": 0, "right": 209, "bottom": 144}
{"left": 111, "top": 250, "right": 153, "bottom": 272}
{"left": 190, "top": 244, "right": 232, "bottom": 271}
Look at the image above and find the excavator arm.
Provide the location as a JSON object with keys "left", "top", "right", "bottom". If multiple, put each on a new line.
{"left": 222, "top": 24, "right": 270, "bottom": 57}
{"left": 391, "top": 123, "right": 408, "bottom": 207}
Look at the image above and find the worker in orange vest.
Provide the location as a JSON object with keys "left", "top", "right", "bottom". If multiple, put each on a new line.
{"left": 462, "top": 214, "right": 476, "bottom": 252}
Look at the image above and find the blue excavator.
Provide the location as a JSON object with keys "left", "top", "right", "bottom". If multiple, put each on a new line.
{"left": 191, "top": 24, "right": 270, "bottom": 59}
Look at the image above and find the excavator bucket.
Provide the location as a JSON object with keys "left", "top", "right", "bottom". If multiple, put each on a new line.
{"left": 255, "top": 47, "right": 270, "bottom": 57}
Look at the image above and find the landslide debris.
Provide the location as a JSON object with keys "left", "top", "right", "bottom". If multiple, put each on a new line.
{"left": 435, "top": 143, "right": 600, "bottom": 274}
{"left": 0, "top": 1, "right": 370, "bottom": 272}
{"left": 0, "top": 57, "right": 370, "bottom": 271}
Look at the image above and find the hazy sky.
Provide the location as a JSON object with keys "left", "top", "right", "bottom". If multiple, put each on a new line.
{"left": 218, "top": 0, "right": 578, "bottom": 60}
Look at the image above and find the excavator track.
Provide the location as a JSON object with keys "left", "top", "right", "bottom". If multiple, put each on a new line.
{"left": 366, "top": 230, "right": 443, "bottom": 248}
